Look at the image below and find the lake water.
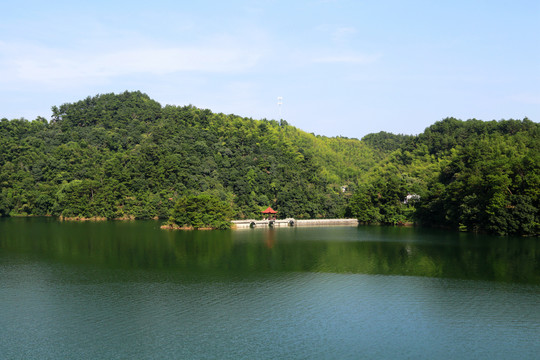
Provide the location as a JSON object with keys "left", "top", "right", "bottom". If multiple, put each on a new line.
{"left": 1, "top": 217, "right": 539, "bottom": 359}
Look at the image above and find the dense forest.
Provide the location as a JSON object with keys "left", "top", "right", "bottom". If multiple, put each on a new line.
{"left": 352, "top": 119, "right": 539, "bottom": 236}
{"left": 0, "top": 91, "right": 538, "bottom": 235}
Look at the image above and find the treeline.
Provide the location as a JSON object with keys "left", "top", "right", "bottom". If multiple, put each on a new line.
{"left": 352, "top": 118, "right": 539, "bottom": 236}
{"left": 0, "top": 91, "right": 361, "bottom": 222}
{"left": 0, "top": 91, "right": 537, "bottom": 235}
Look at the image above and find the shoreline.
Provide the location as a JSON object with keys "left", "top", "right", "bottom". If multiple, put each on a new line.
{"left": 3, "top": 215, "right": 406, "bottom": 228}
{"left": 3, "top": 216, "right": 534, "bottom": 236}
{"left": 58, "top": 215, "right": 148, "bottom": 221}
{"left": 160, "top": 224, "right": 214, "bottom": 231}
{"left": 2, "top": 215, "right": 411, "bottom": 231}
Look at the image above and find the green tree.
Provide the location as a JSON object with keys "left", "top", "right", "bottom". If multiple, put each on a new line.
{"left": 169, "top": 194, "right": 232, "bottom": 229}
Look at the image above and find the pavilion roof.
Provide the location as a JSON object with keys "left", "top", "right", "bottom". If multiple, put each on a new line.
{"left": 261, "top": 206, "right": 277, "bottom": 214}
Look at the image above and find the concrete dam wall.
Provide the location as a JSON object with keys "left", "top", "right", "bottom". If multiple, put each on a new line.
{"left": 232, "top": 218, "right": 358, "bottom": 229}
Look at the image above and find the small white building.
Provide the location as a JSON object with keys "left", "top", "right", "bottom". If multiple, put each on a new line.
{"left": 403, "top": 194, "right": 420, "bottom": 204}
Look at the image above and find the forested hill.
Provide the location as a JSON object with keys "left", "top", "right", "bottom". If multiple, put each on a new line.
{"left": 353, "top": 118, "right": 539, "bottom": 236}
{"left": 0, "top": 91, "right": 372, "bottom": 220}
{"left": 1, "top": 91, "right": 538, "bottom": 236}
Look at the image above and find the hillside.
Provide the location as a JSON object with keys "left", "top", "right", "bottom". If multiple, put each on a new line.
{"left": 0, "top": 91, "right": 538, "bottom": 235}
{"left": 352, "top": 118, "right": 539, "bottom": 236}
{"left": 0, "top": 91, "right": 371, "bottom": 220}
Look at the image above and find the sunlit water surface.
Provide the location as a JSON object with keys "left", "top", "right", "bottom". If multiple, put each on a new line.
{"left": 1, "top": 218, "right": 539, "bottom": 359}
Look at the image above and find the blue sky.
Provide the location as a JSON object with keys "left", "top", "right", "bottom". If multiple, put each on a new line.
{"left": 1, "top": 0, "right": 538, "bottom": 138}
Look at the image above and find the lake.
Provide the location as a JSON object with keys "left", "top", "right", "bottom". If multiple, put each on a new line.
{"left": 0, "top": 217, "right": 539, "bottom": 359}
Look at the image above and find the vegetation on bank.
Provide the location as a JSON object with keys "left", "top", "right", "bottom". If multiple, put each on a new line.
{"left": 165, "top": 194, "right": 232, "bottom": 230}
{"left": 0, "top": 91, "right": 537, "bottom": 235}
{"left": 353, "top": 119, "right": 539, "bottom": 236}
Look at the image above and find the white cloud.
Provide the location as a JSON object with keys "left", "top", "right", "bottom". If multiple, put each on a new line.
{"left": 0, "top": 40, "right": 263, "bottom": 86}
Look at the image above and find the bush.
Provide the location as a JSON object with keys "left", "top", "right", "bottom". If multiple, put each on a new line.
{"left": 169, "top": 194, "right": 232, "bottom": 229}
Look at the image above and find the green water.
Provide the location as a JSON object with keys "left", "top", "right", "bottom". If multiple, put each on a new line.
{"left": 1, "top": 217, "right": 539, "bottom": 359}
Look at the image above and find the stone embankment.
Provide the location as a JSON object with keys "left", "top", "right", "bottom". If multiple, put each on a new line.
{"left": 231, "top": 218, "right": 358, "bottom": 229}
{"left": 295, "top": 219, "right": 358, "bottom": 226}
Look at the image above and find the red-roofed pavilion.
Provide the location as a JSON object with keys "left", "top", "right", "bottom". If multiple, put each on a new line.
{"left": 261, "top": 207, "right": 277, "bottom": 220}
